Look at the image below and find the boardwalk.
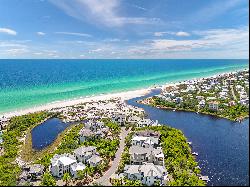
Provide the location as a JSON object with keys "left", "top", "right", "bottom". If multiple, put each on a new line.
{"left": 94, "top": 127, "right": 130, "bottom": 186}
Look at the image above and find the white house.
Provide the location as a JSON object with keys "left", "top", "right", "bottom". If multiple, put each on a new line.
{"left": 199, "top": 100, "right": 206, "bottom": 108}
{"left": 50, "top": 154, "right": 77, "bottom": 178}
{"left": 79, "top": 128, "right": 94, "bottom": 143}
{"left": 137, "top": 119, "right": 158, "bottom": 128}
{"left": 70, "top": 162, "right": 86, "bottom": 178}
{"left": 124, "top": 163, "right": 168, "bottom": 186}
{"left": 87, "top": 155, "right": 103, "bottom": 167}
{"left": 129, "top": 146, "right": 164, "bottom": 166}
{"left": 73, "top": 146, "right": 97, "bottom": 163}
{"left": 132, "top": 136, "right": 159, "bottom": 148}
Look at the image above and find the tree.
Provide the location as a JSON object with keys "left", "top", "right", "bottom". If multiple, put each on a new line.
{"left": 77, "top": 170, "right": 85, "bottom": 180}
{"left": 41, "top": 172, "right": 56, "bottom": 186}
{"left": 62, "top": 173, "right": 71, "bottom": 186}
{"left": 154, "top": 179, "right": 161, "bottom": 186}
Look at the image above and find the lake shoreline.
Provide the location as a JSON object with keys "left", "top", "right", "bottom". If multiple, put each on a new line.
{"left": 139, "top": 101, "right": 249, "bottom": 122}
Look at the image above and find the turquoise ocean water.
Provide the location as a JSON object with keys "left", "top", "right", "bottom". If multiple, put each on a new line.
{"left": 0, "top": 59, "right": 248, "bottom": 114}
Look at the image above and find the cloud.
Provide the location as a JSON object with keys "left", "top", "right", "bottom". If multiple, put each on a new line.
{"left": 0, "top": 28, "right": 17, "bottom": 35}
{"left": 88, "top": 48, "right": 103, "bottom": 53}
{"left": 154, "top": 32, "right": 168, "bottom": 37}
{"left": 37, "top": 32, "right": 46, "bottom": 36}
{"left": 154, "top": 31, "right": 190, "bottom": 37}
{"left": 151, "top": 27, "right": 249, "bottom": 52}
{"left": 176, "top": 31, "right": 190, "bottom": 37}
{"left": 55, "top": 31, "right": 92, "bottom": 37}
{"left": 4, "top": 48, "right": 29, "bottom": 56}
{"left": 50, "top": 0, "right": 162, "bottom": 27}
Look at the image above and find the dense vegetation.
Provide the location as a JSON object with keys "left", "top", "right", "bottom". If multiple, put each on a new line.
{"left": 0, "top": 112, "right": 51, "bottom": 186}
{"left": 137, "top": 126, "right": 206, "bottom": 186}
{"left": 111, "top": 177, "right": 143, "bottom": 186}
{"left": 37, "top": 119, "right": 120, "bottom": 185}
{"left": 116, "top": 125, "right": 205, "bottom": 186}
{"left": 152, "top": 96, "right": 249, "bottom": 121}
{"left": 102, "top": 119, "right": 121, "bottom": 136}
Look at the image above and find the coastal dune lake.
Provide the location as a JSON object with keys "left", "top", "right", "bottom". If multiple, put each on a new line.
{"left": 127, "top": 89, "right": 249, "bottom": 186}
{"left": 31, "top": 118, "right": 69, "bottom": 150}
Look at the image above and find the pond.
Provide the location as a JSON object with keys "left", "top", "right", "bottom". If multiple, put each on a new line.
{"left": 126, "top": 89, "right": 249, "bottom": 186}
{"left": 31, "top": 118, "right": 69, "bottom": 150}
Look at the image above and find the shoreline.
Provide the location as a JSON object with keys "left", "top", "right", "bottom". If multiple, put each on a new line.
{"left": 0, "top": 67, "right": 248, "bottom": 119}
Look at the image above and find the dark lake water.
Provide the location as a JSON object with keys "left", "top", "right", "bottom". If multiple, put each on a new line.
{"left": 31, "top": 118, "right": 69, "bottom": 150}
{"left": 126, "top": 89, "right": 249, "bottom": 186}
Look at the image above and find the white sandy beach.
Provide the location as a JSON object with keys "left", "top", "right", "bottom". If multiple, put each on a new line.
{"left": 0, "top": 68, "right": 247, "bottom": 119}
{"left": 0, "top": 88, "right": 153, "bottom": 119}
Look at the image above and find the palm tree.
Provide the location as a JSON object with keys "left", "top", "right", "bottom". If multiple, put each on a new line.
{"left": 62, "top": 172, "right": 71, "bottom": 186}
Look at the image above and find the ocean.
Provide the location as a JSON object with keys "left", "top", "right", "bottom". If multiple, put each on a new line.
{"left": 0, "top": 59, "right": 248, "bottom": 114}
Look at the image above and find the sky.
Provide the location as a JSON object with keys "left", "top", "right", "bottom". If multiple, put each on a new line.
{"left": 0, "top": 0, "right": 249, "bottom": 59}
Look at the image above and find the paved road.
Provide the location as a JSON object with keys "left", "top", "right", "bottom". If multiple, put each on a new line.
{"left": 94, "top": 127, "right": 130, "bottom": 186}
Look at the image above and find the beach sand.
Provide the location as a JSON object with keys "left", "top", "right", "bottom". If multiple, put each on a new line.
{"left": 0, "top": 88, "right": 153, "bottom": 118}
{"left": 0, "top": 69, "right": 246, "bottom": 119}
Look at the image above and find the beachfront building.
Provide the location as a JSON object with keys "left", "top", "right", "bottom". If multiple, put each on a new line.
{"left": 123, "top": 163, "right": 168, "bottom": 186}
{"left": 50, "top": 154, "right": 77, "bottom": 178}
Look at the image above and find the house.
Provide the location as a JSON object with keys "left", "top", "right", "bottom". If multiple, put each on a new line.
{"left": 112, "top": 114, "right": 126, "bottom": 125}
{"left": 50, "top": 154, "right": 77, "bottom": 178}
{"left": 70, "top": 162, "right": 86, "bottom": 178}
{"left": 85, "top": 120, "right": 105, "bottom": 132}
{"left": 28, "top": 164, "right": 44, "bottom": 180}
{"left": 20, "top": 164, "right": 45, "bottom": 181}
{"left": 0, "top": 131, "right": 3, "bottom": 144}
{"left": 240, "top": 98, "right": 249, "bottom": 106}
{"left": 196, "top": 96, "right": 204, "bottom": 101}
{"left": 199, "top": 100, "right": 206, "bottom": 108}
{"left": 174, "top": 97, "right": 183, "bottom": 104}
{"left": 123, "top": 163, "right": 168, "bottom": 186}
{"left": 135, "top": 130, "right": 160, "bottom": 138}
{"left": 87, "top": 154, "right": 103, "bottom": 167}
{"left": 79, "top": 128, "right": 95, "bottom": 143}
{"left": 137, "top": 119, "right": 158, "bottom": 128}
{"left": 73, "top": 146, "right": 97, "bottom": 163}
{"left": 131, "top": 136, "right": 159, "bottom": 148}
{"left": 208, "top": 101, "right": 219, "bottom": 111}
{"left": 127, "top": 115, "right": 141, "bottom": 124}
{"left": 129, "top": 146, "right": 164, "bottom": 166}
